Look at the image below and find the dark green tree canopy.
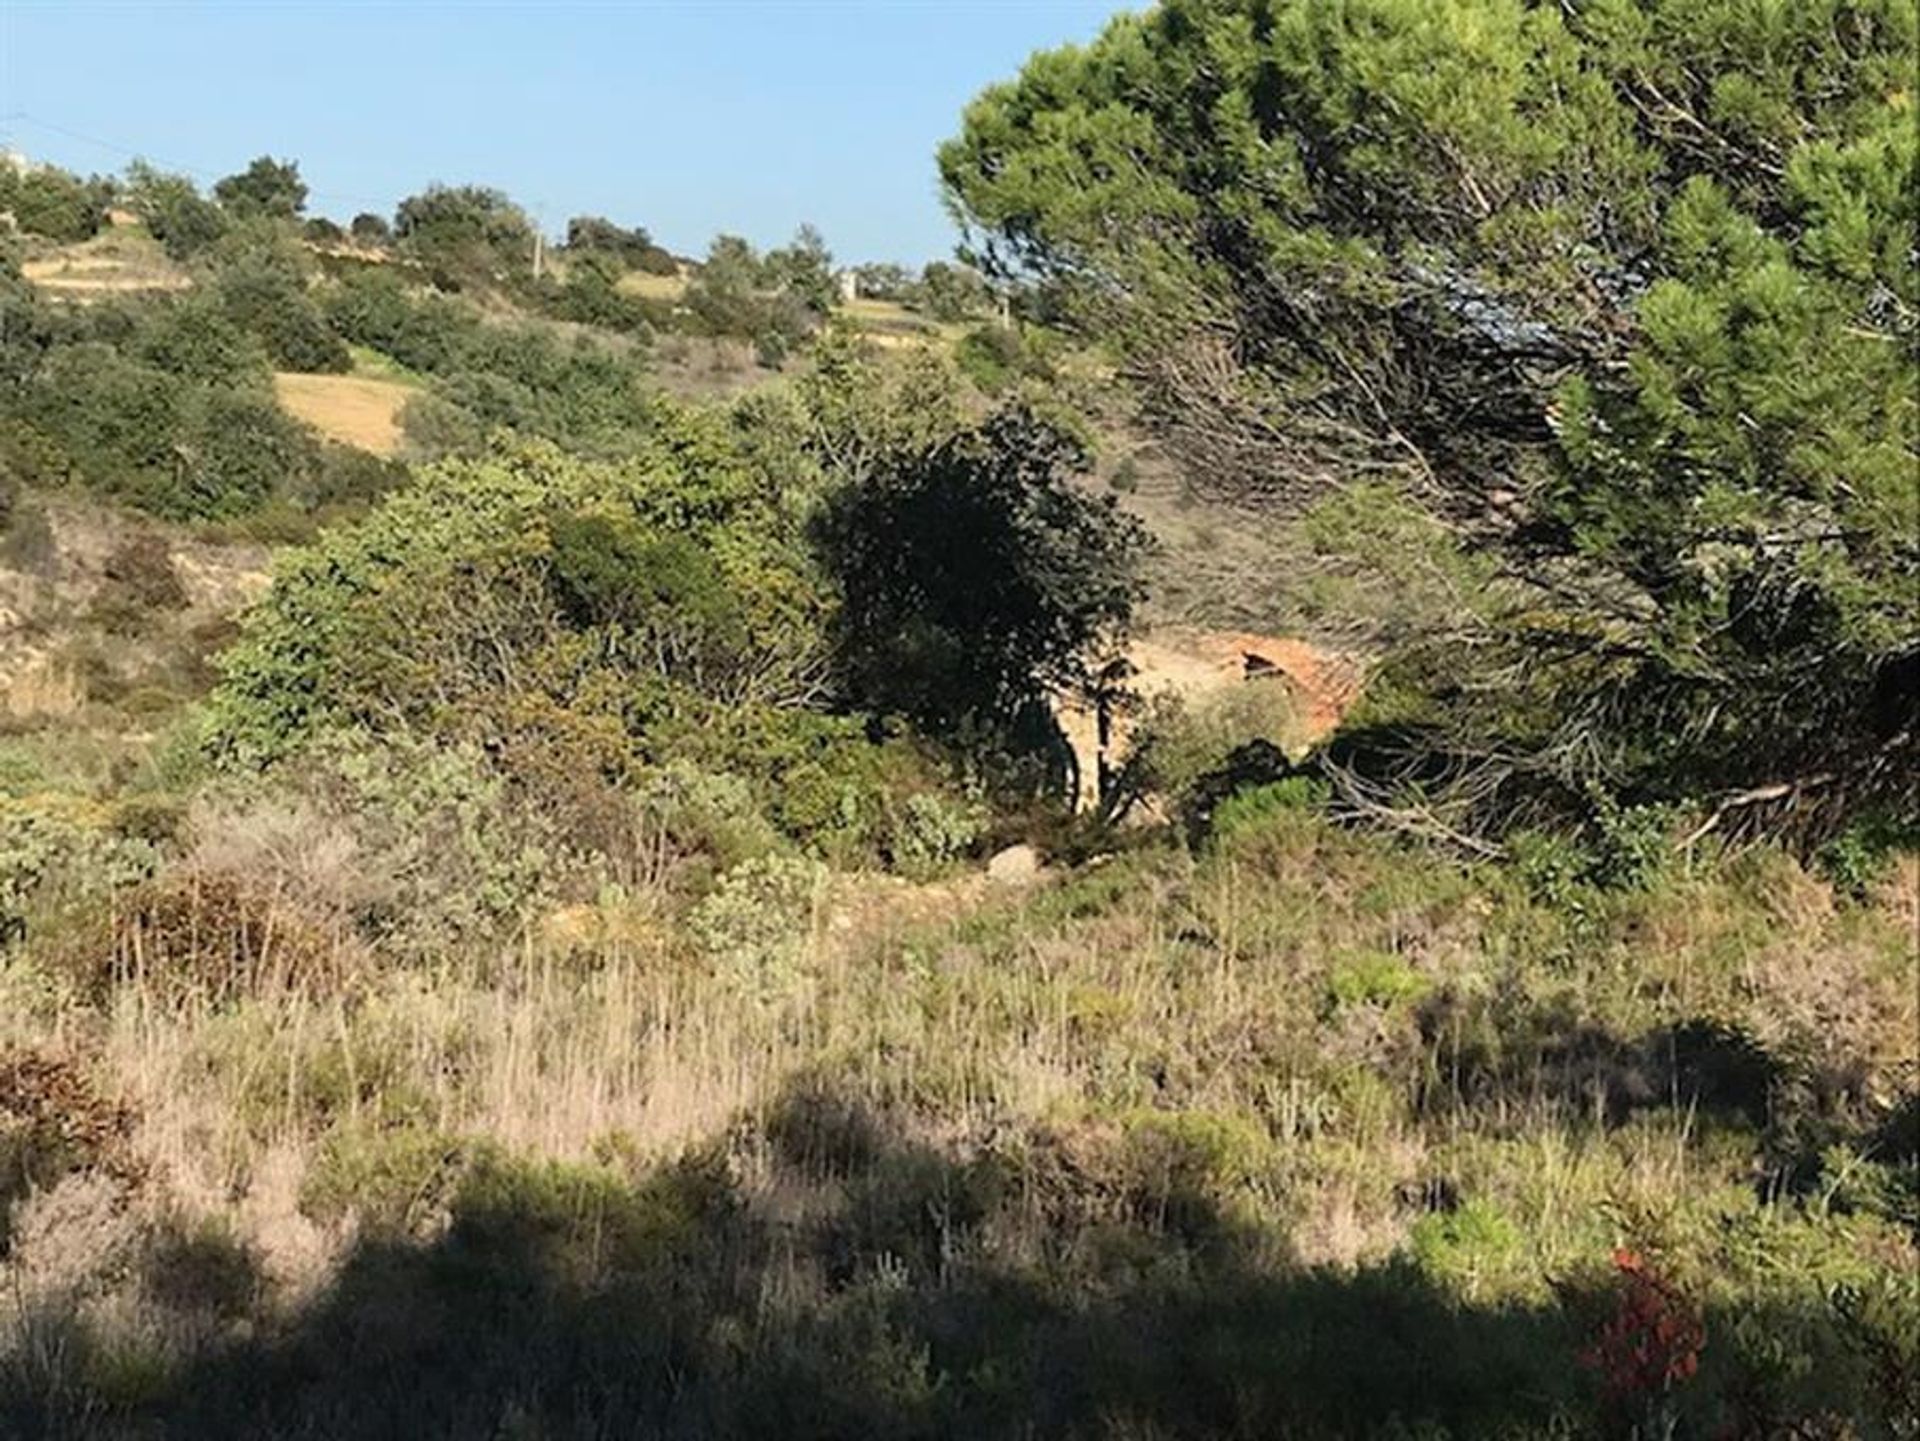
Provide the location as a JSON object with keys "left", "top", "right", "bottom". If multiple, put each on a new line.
{"left": 818, "top": 410, "right": 1148, "bottom": 742}
{"left": 214, "top": 155, "right": 307, "bottom": 220}
{"left": 762, "top": 224, "right": 835, "bottom": 315}
{"left": 124, "top": 162, "right": 229, "bottom": 260}
{"left": 394, "top": 184, "right": 537, "bottom": 281}
{"left": 942, "top": 0, "right": 1918, "bottom": 841}
{"left": 349, "top": 211, "right": 392, "bottom": 245}
{"left": 0, "top": 162, "right": 109, "bottom": 243}
{"left": 564, "top": 214, "right": 676, "bottom": 272}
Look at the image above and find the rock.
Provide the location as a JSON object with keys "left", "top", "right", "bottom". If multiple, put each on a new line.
{"left": 986, "top": 844, "right": 1042, "bottom": 887}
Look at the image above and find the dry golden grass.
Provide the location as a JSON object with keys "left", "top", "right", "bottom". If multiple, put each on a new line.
{"left": 616, "top": 268, "right": 690, "bottom": 302}
{"left": 2, "top": 654, "right": 86, "bottom": 721}
{"left": 840, "top": 297, "right": 963, "bottom": 353}
{"left": 1, "top": 801, "right": 1913, "bottom": 1433}
{"left": 8, "top": 824, "right": 1896, "bottom": 1270}
{"left": 273, "top": 372, "right": 412, "bottom": 456}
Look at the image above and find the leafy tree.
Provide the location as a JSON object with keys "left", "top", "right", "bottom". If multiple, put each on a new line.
{"left": 0, "top": 163, "right": 108, "bottom": 243}
{"left": 213, "top": 155, "right": 307, "bottom": 221}
{"left": 942, "top": 0, "right": 1918, "bottom": 842}
{"left": 303, "top": 217, "right": 345, "bottom": 245}
{"left": 817, "top": 409, "right": 1147, "bottom": 750}
{"left": 684, "top": 233, "right": 766, "bottom": 335}
{"left": 763, "top": 224, "right": 835, "bottom": 315}
{"left": 685, "top": 232, "right": 817, "bottom": 354}
{"left": 349, "top": 212, "right": 392, "bottom": 246}
{"left": 394, "top": 184, "right": 537, "bottom": 283}
{"left": 204, "top": 424, "right": 835, "bottom": 769}
{"left": 566, "top": 215, "right": 678, "bottom": 274}
{"left": 123, "top": 162, "right": 228, "bottom": 260}
{"left": 567, "top": 215, "right": 647, "bottom": 253}
{"left": 211, "top": 240, "right": 349, "bottom": 373}
{"left": 129, "top": 293, "right": 264, "bottom": 385}
{"left": 850, "top": 263, "right": 914, "bottom": 303}
{"left": 916, "top": 260, "right": 990, "bottom": 322}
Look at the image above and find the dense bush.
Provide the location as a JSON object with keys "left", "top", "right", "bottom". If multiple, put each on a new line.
{"left": 393, "top": 183, "right": 537, "bottom": 284}
{"left": 818, "top": 409, "right": 1147, "bottom": 761}
{"left": 212, "top": 156, "right": 306, "bottom": 222}
{"left": 564, "top": 215, "right": 676, "bottom": 274}
{"left": 683, "top": 232, "right": 820, "bottom": 354}
{"left": 348, "top": 212, "right": 390, "bottom": 246}
{"left": 5, "top": 303, "right": 321, "bottom": 519}
{"left": 0, "top": 797, "right": 157, "bottom": 945}
{"left": 202, "top": 428, "right": 856, "bottom": 841}
{"left": 123, "top": 162, "right": 228, "bottom": 261}
{"left": 0, "top": 163, "right": 108, "bottom": 243}
{"left": 529, "top": 255, "right": 653, "bottom": 335}
{"left": 127, "top": 294, "right": 265, "bottom": 386}
{"left": 209, "top": 241, "right": 349, "bottom": 373}
{"left": 322, "top": 269, "right": 654, "bottom": 455}
{"left": 204, "top": 378, "right": 1136, "bottom": 863}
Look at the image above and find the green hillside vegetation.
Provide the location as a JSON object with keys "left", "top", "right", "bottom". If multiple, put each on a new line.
{"left": 0, "top": 4, "right": 1914, "bottom": 1438}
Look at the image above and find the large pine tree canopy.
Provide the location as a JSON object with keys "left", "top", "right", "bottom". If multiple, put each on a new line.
{"left": 941, "top": 0, "right": 1917, "bottom": 844}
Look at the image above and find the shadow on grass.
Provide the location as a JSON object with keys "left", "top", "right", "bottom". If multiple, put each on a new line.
{"left": 4, "top": 1080, "right": 1910, "bottom": 1439}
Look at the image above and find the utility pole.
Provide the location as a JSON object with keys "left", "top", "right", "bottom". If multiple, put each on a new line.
{"left": 533, "top": 227, "right": 544, "bottom": 281}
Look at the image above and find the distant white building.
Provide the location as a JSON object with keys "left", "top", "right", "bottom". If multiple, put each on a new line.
{"left": 0, "top": 148, "right": 42, "bottom": 177}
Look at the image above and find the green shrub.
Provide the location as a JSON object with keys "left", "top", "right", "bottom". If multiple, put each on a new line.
{"left": 124, "top": 162, "right": 228, "bottom": 260}
{"left": 0, "top": 798, "right": 157, "bottom": 943}
{"left": 1210, "top": 777, "right": 1327, "bottom": 847}
{"left": 1506, "top": 828, "right": 1597, "bottom": 913}
{"left": 1408, "top": 1198, "right": 1523, "bottom": 1298}
{"left": 213, "top": 249, "right": 349, "bottom": 373}
{"left": 1814, "top": 813, "right": 1919, "bottom": 899}
{"left": 1587, "top": 791, "right": 1679, "bottom": 893}
{"left": 1327, "top": 951, "right": 1430, "bottom": 1013}
{"left": 302, "top": 1124, "right": 471, "bottom": 1231}
{"left": 631, "top": 763, "right": 781, "bottom": 872}
{"left": 0, "top": 164, "right": 106, "bottom": 243}
{"left": 888, "top": 790, "right": 986, "bottom": 879}
{"left": 953, "top": 324, "right": 1023, "bottom": 393}
{"left": 129, "top": 294, "right": 265, "bottom": 385}
{"left": 689, "top": 854, "right": 825, "bottom": 999}
{"left": 14, "top": 321, "right": 321, "bottom": 520}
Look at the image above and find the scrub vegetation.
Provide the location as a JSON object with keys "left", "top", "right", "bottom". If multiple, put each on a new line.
{"left": 0, "top": 2, "right": 1913, "bottom": 1436}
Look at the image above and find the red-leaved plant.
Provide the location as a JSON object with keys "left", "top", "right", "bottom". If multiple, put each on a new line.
{"left": 1581, "top": 1248, "right": 1705, "bottom": 1439}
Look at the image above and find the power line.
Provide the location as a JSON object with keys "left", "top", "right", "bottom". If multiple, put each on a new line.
{"left": 1, "top": 110, "right": 397, "bottom": 212}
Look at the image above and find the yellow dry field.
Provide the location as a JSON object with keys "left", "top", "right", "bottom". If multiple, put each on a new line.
{"left": 616, "top": 269, "right": 690, "bottom": 301}
{"left": 273, "top": 372, "right": 413, "bottom": 456}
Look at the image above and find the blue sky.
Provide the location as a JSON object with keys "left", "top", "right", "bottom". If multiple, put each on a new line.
{"left": 2, "top": 1, "right": 1122, "bottom": 264}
